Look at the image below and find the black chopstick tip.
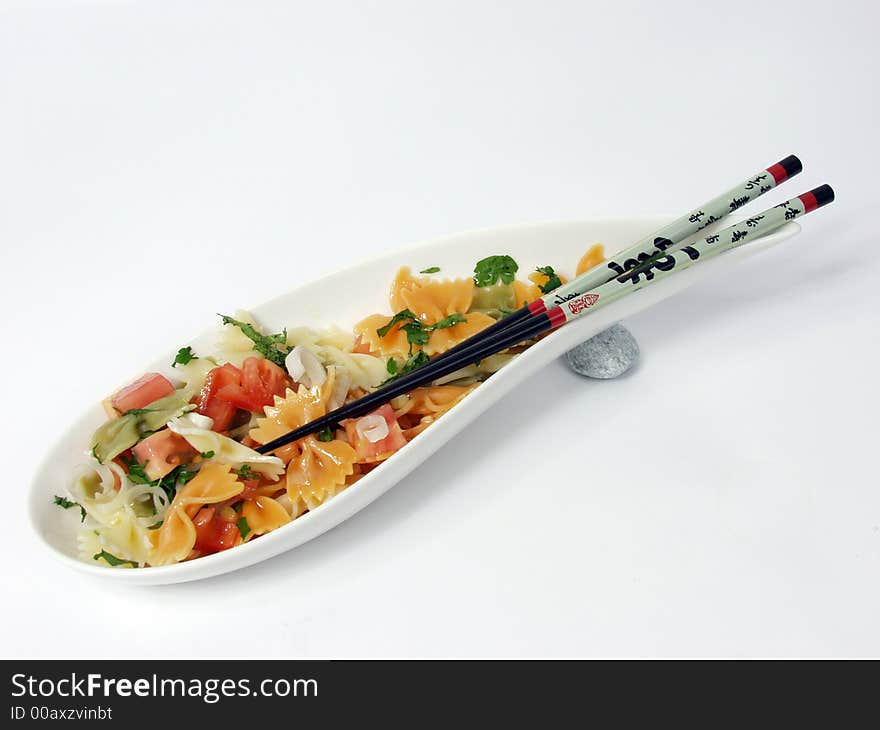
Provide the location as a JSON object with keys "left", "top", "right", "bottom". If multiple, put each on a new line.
{"left": 810, "top": 184, "right": 835, "bottom": 208}
{"left": 778, "top": 154, "right": 803, "bottom": 178}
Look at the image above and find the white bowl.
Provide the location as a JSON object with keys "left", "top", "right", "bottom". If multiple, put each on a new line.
{"left": 29, "top": 216, "right": 800, "bottom": 584}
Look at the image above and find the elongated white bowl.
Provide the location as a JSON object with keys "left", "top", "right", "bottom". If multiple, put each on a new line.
{"left": 29, "top": 216, "right": 800, "bottom": 584}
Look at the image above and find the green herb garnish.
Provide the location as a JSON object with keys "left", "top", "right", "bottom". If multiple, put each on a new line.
{"left": 376, "top": 309, "right": 466, "bottom": 353}
{"left": 200, "top": 450, "right": 215, "bottom": 459}
{"left": 237, "top": 517, "right": 251, "bottom": 540}
{"left": 431, "top": 313, "right": 466, "bottom": 330}
{"left": 119, "top": 455, "right": 195, "bottom": 502}
{"left": 420, "top": 266, "right": 440, "bottom": 274}
{"left": 383, "top": 350, "right": 430, "bottom": 384}
{"left": 53, "top": 495, "right": 86, "bottom": 522}
{"left": 399, "top": 350, "right": 430, "bottom": 376}
{"left": 386, "top": 358, "right": 399, "bottom": 375}
{"left": 121, "top": 457, "right": 152, "bottom": 485}
{"left": 174, "top": 469, "right": 197, "bottom": 488}
{"left": 172, "top": 346, "right": 197, "bottom": 367}
{"left": 376, "top": 309, "right": 419, "bottom": 338}
{"left": 473, "top": 255, "right": 519, "bottom": 287}
{"left": 316, "top": 426, "right": 334, "bottom": 442}
{"left": 403, "top": 321, "right": 430, "bottom": 348}
{"left": 93, "top": 550, "right": 138, "bottom": 568}
{"left": 219, "top": 314, "right": 288, "bottom": 367}
{"left": 535, "top": 265, "right": 563, "bottom": 293}
{"left": 235, "top": 464, "right": 256, "bottom": 480}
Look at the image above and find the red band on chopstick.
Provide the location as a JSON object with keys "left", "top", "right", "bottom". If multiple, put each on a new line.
{"left": 528, "top": 299, "right": 548, "bottom": 315}
{"left": 798, "top": 191, "right": 819, "bottom": 213}
{"left": 766, "top": 154, "right": 803, "bottom": 184}
{"left": 766, "top": 163, "right": 789, "bottom": 184}
{"left": 546, "top": 307, "right": 566, "bottom": 328}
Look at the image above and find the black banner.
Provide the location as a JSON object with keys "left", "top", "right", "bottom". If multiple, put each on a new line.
{"left": 3, "top": 659, "right": 877, "bottom": 724}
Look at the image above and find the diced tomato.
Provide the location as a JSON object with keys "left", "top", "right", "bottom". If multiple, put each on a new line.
{"left": 192, "top": 507, "right": 240, "bottom": 554}
{"left": 132, "top": 429, "right": 196, "bottom": 481}
{"left": 199, "top": 397, "right": 238, "bottom": 432}
{"left": 213, "top": 383, "right": 255, "bottom": 411}
{"left": 216, "top": 357, "right": 289, "bottom": 411}
{"left": 111, "top": 373, "right": 175, "bottom": 413}
{"left": 343, "top": 404, "right": 408, "bottom": 462}
{"left": 195, "top": 363, "right": 242, "bottom": 432}
{"left": 196, "top": 359, "right": 289, "bottom": 429}
{"left": 239, "top": 478, "right": 261, "bottom": 501}
{"left": 241, "top": 357, "right": 289, "bottom": 407}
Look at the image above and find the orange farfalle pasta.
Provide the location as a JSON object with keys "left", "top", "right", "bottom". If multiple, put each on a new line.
{"left": 150, "top": 463, "right": 244, "bottom": 565}
{"left": 355, "top": 267, "right": 495, "bottom": 357}
{"left": 249, "top": 373, "right": 358, "bottom": 517}
{"left": 284, "top": 437, "right": 357, "bottom": 514}
{"left": 393, "top": 384, "right": 477, "bottom": 439}
{"left": 241, "top": 496, "right": 291, "bottom": 541}
{"left": 514, "top": 270, "right": 569, "bottom": 308}
{"left": 513, "top": 244, "right": 606, "bottom": 307}
{"left": 576, "top": 243, "right": 606, "bottom": 276}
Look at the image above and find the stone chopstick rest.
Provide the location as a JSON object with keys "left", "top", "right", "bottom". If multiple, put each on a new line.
{"left": 565, "top": 323, "right": 639, "bottom": 379}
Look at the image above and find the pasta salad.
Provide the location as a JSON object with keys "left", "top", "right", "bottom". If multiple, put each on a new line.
{"left": 56, "top": 245, "right": 604, "bottom": 568}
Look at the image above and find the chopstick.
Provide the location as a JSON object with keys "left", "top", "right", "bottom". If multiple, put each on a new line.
{"left": 255, "top": 183, "right": 834, "bottom": 455}
{"left": 381, "top": 155, "right": 803, "bottom": 377}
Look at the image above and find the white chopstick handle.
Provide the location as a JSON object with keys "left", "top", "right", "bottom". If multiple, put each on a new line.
{"left": 552, "top": 186, "right": 833, "bottom": 325}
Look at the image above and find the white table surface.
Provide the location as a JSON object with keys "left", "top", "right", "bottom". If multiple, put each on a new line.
{"left": 2, "top": 0, "right": 877, "bottom": 658}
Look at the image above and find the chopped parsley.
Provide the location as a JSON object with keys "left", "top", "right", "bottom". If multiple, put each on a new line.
{"left": 235, "top": 464, "right": 256, "bottom": 480}
{"left": 53, "top": 495, "right": 86, "bottom": 522}
{"left": 316, "top": 426, "right": 334, "bottom": 442}
{"left": 386, "top": 358, "right": 399, "bottom": 375}
{"left": 399, "top": 350, "right": 430, "bottom": 376}
{"left": 376, "top": 309, "right": 419, "bottom": 338}
{"left": 174, "top": 469, "right": 198, "bottom": 488}
{"left": 121, "top": 457, "right": 152, "bottom": 485}
{"left": 172, "top": 346, "right": 197, "bottom": 367}
{"left": 200, "top": 450, "right": 215, "bottom": 459}
{"left": 383, "top": 350, "right": 430, "bottom": 384}
{"left": 119, "top": 455, "right": 196, "bottom": 502}
{"left": 535, "top": 265, "right": 563, "bottom": 293}
{"left": 376, "top": 309, "right": 466, "bottom": 353}
{"left": 237, "top": 517, "right": 251, "bottom": 540}
{"left": 93, "top": 550, "right": 138, "bottom": 568}
{"left": 420, "top": 266, "right": 441, "bottom": 274}
{"left": 219, "top": 314, "right": 288, "bottom": 367}
{"left": 432, "top": 312, "right": 467, "bottom": 330}
{"left": 474, "top": 255, "right": 519, "bottom": 287}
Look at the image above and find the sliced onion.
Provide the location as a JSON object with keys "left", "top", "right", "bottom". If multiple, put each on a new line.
{"left": 355, "top": 414, "right": 389, "bottom": 443}
{"left": 285, "top": 347, "right": 306, "bottom": 381}
{"left": 285, "top": 345, "right": 326, "bottom": 388}
{"left": 327, "top": 366, "right": 352, "bottom": 411}
{"left": 177, "top": 412, "right": 214, "bottom": 431}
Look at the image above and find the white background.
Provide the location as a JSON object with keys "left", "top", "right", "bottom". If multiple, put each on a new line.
{"left": 2, "top": 0, "right": 878, "bottom": 658}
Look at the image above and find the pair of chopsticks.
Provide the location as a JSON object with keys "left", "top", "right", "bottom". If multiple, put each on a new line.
{"left": 256, "top": 156, "right": 834, "bottom": 455}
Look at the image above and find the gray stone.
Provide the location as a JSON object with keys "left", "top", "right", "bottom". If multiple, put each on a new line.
{"left": 565, "top": 323, "right": 639, "bottom": 379}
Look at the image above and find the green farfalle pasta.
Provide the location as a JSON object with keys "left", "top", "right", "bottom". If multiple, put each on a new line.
{"left": 90, "top": 390, "right": 194, "bottom": 463}
{"left": 471, "top": 282, "right": 517, "bottom": 319}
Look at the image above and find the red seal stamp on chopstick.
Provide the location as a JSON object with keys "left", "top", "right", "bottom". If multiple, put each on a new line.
{"left": 567, "top": 293, "right": 599, "bottom": 315}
